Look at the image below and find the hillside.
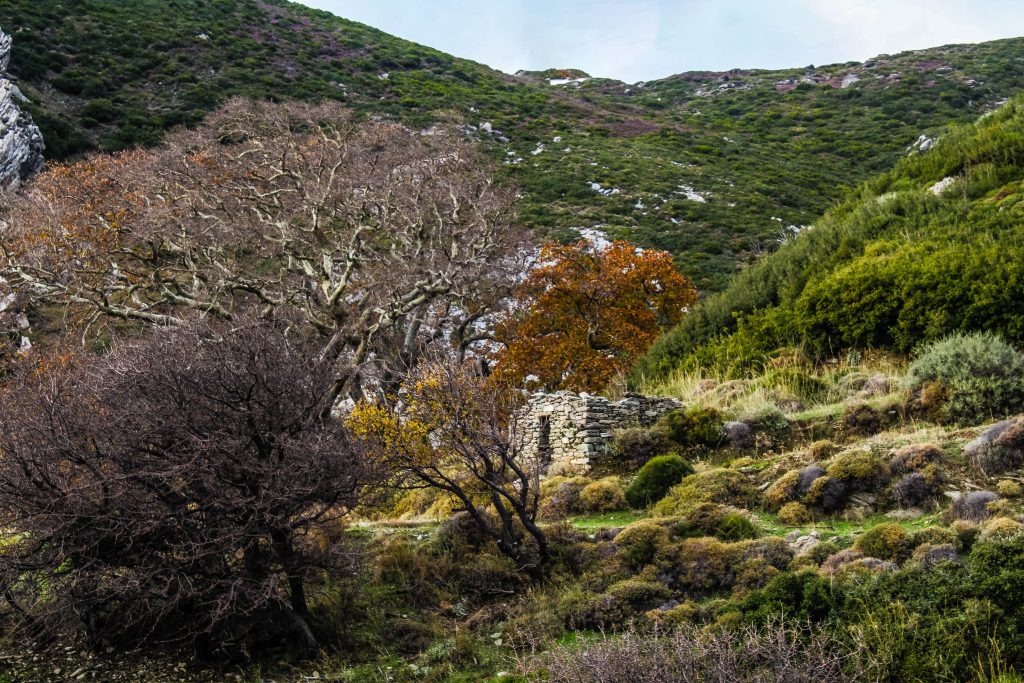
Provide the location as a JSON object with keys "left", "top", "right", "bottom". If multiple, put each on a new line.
{"left": 633, "top": 92, "right": 1024, "bottom": 386}
{"left": 4, "top": 1, "right": 1024, "bottom": 288}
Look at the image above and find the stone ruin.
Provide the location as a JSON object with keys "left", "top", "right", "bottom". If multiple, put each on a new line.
{"left": 520, "top": 391, "right": 682, "bottom": 474}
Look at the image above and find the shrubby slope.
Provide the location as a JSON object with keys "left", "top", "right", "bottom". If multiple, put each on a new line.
{"left": 4, "top": 0, "right": 1024, "bottom": 287}
{"left": 634, "top": 93, "right": 1024, "bottom": 383}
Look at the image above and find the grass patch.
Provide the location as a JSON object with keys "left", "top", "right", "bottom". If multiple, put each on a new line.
{"left": 569, "top": 510, "right": 646, "bottom": 530}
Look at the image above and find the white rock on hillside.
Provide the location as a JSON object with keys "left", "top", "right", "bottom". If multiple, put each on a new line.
{"left": 929, "top": 177, "right": 956, "bottom": 195}
{"left": 0, "top": 27, "right": 45, "bottom": 190}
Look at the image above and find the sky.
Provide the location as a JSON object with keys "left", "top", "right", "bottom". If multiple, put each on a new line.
{"left": 299, "top": 0, "right": 1024, "bottom": 83}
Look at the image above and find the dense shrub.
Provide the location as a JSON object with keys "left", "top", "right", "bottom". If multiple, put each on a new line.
{"left": 911, "top": 526, "right": 959, "bottom": 550}
{"left": 670, "top": 537, "right": 738, "bottom": 593}
{"left": 579, "top": 477, "right": 628, "bottom": 513}
{"left": 826, "top": 450, "right": 891, "bottom": 492}
{"left": 605, "top": 579, "right": 672, "bottom": 610}
{"left": 540, "top": 476, "right": 589, "bottom": 519}
{"left": 841, "top": 401, "right": 883, "bottom": 435}
{"left": 889, "top": 442, "right": 946, "bottom": 474}
{"left": 735, "top": 571, "right": 836, "bottom": 624}
{"left": 819, "top": 548, "right": 865, "bottom": 576}
{"left": 659, "top": 405, "right": 724, "bottom": 450}
{"left": 434, "top": 510, "right": 492, "bottom": 551}
{"left": 804, "top": 475, "right": 848, "bottom": 512}
{"left": 996, "top": 479, "right": 1023, "bottom": 497}
{"left": 806, "top": 440, "right": 837, "bottom": 460}
{"left": 717, "top": 513, "right": 761, "bottom": 542}
{"left": 671, "top": 502, "right": 730, "bottom": 538}
{"left": 909, "top": 332, "right": 1024, "bottom": 425}
{"left": 854, "top": 523, "right": 913, "bottom": 562}
{"left": 778, "top": 501, "right": 813, "bottom": 525}
{"left": 893, "top": 472, "right": 940, "bottom": 508}
{"left": 614, "top": 520, "right": 671, "bottom": 568}
{"left": 968, "top": 534, "right": 1024, "bottom": 658}
{"left": 625, "top": 455, "right": 695, "bottom": 508}
{"left": 653, "top": 469, "right": 757, "bottom": 516}
{"left": 762, "top": 470, "right": 800, "bottom": 511}
{"left": 979, "top": 516, "right": 1024, "bottom": 539}
{"left": 604, "top": 426, "right": 675, "bottom": 470}
{"left": 735, "top": 537, "right": 794, "bottom": 571}
{"left": 733, "top": 558, "right": 780, "bottom": 593}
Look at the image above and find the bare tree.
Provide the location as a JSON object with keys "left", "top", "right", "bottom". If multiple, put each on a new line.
{"left": 525, "top": 619, "right": 862, "bottom": 682}
{"left": 0, "top": 99, "right": 528, "bottom": 402}
{"left": 350, "top": 360, "right": 550, "bottom": 580}
{"left": 0, "top": 317, "right": 377, "bottom": 656}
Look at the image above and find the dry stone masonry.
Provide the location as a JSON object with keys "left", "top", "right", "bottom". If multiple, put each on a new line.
{"left": 521, "top": 391, "right": 682, "bottom": 474}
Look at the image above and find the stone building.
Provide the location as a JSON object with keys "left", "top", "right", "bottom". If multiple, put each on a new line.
{"left": 519, "top": 391, "right": 682, "bottom": 474}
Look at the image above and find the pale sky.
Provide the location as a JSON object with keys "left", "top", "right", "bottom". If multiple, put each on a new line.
{"left": 300, "top": 0, "right": 1024, "bottom": 83}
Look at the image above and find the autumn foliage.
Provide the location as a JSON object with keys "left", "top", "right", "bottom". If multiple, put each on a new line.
{"left": 495, "top": 240, "right": 697, "bottom": 392}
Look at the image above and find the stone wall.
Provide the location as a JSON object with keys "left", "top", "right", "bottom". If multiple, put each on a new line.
{"left": 520, "top": 391, "right": 682, "bottom": 474}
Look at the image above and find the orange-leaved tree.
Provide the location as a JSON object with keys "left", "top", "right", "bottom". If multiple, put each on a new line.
{"left": 494, "top": 240, "right": 696, "bottom": 392}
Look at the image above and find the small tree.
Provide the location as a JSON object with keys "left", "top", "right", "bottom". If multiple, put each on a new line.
{"left": 349, "top": 361, "right": 550, "bottom": 580}
{"left": 0, "top": 318, "right": 376, "bottom": 655}
{"left": 1, "top": 98, "right": 527, "bottom": 402}
{"left": 495, "top": 239, "right": 697, "bottom": 392}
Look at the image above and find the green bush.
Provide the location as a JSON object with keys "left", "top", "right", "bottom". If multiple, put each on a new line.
{"left": 625, "top": 454, "right": 695, "bottom": 508}
{"left": 909, "top": 332, "right": 1024, "bottom": 425}
{"left": 605, "top": 579, "right": 672, "bottom": 609}
{"left": 671, "top": 502, "right": 730, "bottom": 539}
{"left": 778, "top": 501, "right": 813, "bottom": 525}
{"left": 659, "top": 406, "right": 724, "bottom": 450}
{"left": 735, "top": 570, "right": 836, "bottom": 624}
{"left": 579, "top": 477, "right": 628, "bottom": 513}
{"left": 716, "top": 513, "right": 761, "bottom": 541}
{"left": 763, "top": 470, "right": 801, "bottom": 511}
{"left": 854, "top": 522, "right": 913, "bottom": 562}
{"left": 653, "top": 469, "right": 757, "bottom": 516}
{"left": 911, "top": 525, "right": 960, "bottom": 550}
{"left": 670, "top": 537, "right": 738, "bottom": 593}
{"left": 826, "top": 450, "right": 891, "bottom": 492}
{"left": 614, "top": 519, "right": 671, "bottom": 568}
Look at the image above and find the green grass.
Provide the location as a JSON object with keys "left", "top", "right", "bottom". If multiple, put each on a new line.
{"left": 754, "top": 509, "right": 944, "bottom": 540}
{"left": 569, "top": 510, "right": 646, "bottom": 530}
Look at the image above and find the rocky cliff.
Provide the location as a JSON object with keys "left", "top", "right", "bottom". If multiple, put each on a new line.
{"left": 0, "top": 27, "right": 43, "bottom": 190}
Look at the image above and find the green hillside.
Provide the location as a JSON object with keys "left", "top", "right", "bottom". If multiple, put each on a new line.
{"left": 633, "top": 93, "right": 1024, "bottom": 385}
{"left": 4, "top": 0, "right": 1024, "bottom": 289}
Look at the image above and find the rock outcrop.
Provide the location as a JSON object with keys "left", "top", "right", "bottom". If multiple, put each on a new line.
{"left": 0, "top": 27, "right": 45, "bottom": 190}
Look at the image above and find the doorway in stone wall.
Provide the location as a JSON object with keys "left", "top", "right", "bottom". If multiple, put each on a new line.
{"left": 538, "top": 414, "right": 552, "bottom": 463}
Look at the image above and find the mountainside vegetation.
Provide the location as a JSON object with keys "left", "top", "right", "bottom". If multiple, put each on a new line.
{"left": 5, "top": 0, "right": 1024, "bottom": 288}
{"left": 634, "top": 92, "right": 1024, "bottom": 385}
{"left": 4, "top": 3, "right": 1024, "bottom": 681}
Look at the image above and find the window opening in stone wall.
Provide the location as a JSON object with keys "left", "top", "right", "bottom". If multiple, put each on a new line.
{"left": 538, "top": 415, "right": 552, "bottom": 462}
